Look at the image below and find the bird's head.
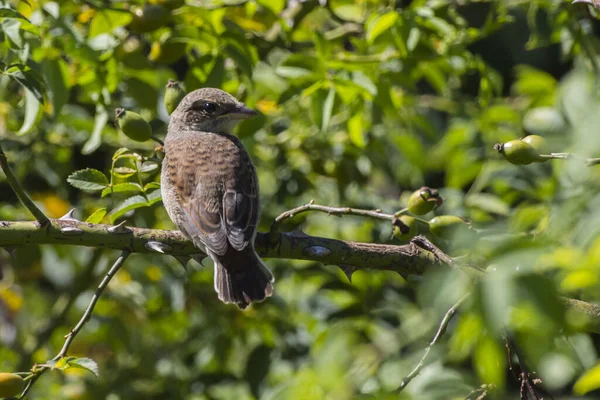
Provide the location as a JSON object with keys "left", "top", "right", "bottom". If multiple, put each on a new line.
{"left": 169, "top": 88, "right": 257, "bottom": 134}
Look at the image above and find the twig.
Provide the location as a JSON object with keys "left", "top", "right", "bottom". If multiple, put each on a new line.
{"left": 269, "top": 200, "right": 396, "bottom": 242}
{"left": 20, "top": 250, "right": 130, "bottom": 399}
{"left": 397, "top": 293, "right": 470, "bottom": 392}
{"left": 0, "top": 142, "right": 49, "bottom": 225}
{"left": 18, "top": 249, "right": 102, "bottom": 371}
{"left": 56, "top": 250, "right": 129, "bottom": 359}
{"left": 506, "top": 337, "right": 541, "bottom": 400}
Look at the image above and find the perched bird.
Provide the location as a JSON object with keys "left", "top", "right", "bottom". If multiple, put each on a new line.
{"left": 161, "top": 88, "right": 274, "bottom": 309}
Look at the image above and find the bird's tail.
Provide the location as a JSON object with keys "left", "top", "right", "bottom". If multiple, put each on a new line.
{"left": 213, "top": 246, "right": 274, "bottom": 309}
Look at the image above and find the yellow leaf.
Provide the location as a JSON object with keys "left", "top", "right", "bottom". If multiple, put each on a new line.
{"left": 0, "top": 288, "right": 23, "bottom": 312}
{"left": 145, "top": 266, "right": 162, "bottom": 282}
{"left": 574, "top": 363, "right": 600, "bottom": 395}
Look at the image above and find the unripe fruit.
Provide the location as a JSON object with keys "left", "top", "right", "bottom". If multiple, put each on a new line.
{"left": 0, "top": 373, "right": 25, "bottom": 398}
{"left": 393, "top": 215, "right": 417, "bottom": 240}
{"left": 164, "top": 80, "right": 186, "bottom": 115}
{"left": 407, "top": 187, "right": 442, "bottom": 215}
{"left": 148, "top": 38, "right": 187, "bottom": 65}
{"left": 115, "top": 108, "right": 152, "bottom": 142}
{"left": 494, "top": 140, "right": 541, "bottom": 165}
{"left": 129, "top": 4, "right": 171, "bottom": 33}
{"left": 520, "top": 135, "right": 546, "bottom": 154}
{"left": 429, "top": 215, "right": 471, "bottom": 239}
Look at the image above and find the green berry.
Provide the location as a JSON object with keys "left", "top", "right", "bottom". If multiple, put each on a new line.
{"left": 0, "top": 373, "right": 25, "bottom": 398}
{"left": 164, "top": 80, "right": 186, "bottom": 115}
{"left": 494, "top": 140, "right": 541, "bottom": 165}
{"left": 393, "top": 215, "right": 417, "bottom": 240}
{"left": 115, "top": 108, "right": 152, "bottom": 142}
{"left": 407, "top": 187, "right": 442, "bottom": 215}
{"left": 129, "top": 4, "right": 171, "bottom": 33}
{"left": 520, "top": 135, "right": 547, "bottom": 154}
{"left": 429, "top": 215, "right": 471, "bottom": 239}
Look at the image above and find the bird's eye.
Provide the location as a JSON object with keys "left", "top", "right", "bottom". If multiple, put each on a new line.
{"left": 202, "top": 102, "right": 217, "bottom": 113}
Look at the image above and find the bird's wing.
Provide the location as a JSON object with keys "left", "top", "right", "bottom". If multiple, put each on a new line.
{"left": 168, "top": 134, "right": 258, "bottom": 256}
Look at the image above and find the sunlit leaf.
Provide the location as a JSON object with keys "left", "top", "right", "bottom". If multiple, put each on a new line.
{"left": 67, "top": 169, "right": 109, "bottom": 192}
{"left": 86, "top": 208, "right": 107, "bottom": 224}
{"left": 16, "top": 88, "right": 43, "bottom": 135}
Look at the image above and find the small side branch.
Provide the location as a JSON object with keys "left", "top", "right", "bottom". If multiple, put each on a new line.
{"left": 20, "top": 250, "right": 130, "bottom": 398}
{"left": 0, "top": 143, "right": 49, "bottom": 226}
{"left": 397, "top": 293, "right": 470, "bottom": 392}
{"left": 269, "top": 200, "right": 396, "bottom": 241}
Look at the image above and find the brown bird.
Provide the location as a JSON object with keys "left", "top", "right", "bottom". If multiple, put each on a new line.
{"left": 161, "top": 88, "right": 274, "bottom": 309}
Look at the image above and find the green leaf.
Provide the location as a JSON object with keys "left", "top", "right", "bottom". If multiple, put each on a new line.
{"left": 109, "top": 195, "right": 148, "bottom": 223}
{"left": 43, "top": 58, "right": 69, "bottom": 117}
{"left": 16, "top": 88, "right": 43, "bottom": 135}
{"left": 0, "top": 8, "right": 39, "bottom": 35}
{"left": 101, "top": 183, "right": 143, "bottom": 197}
{"left": 574, "top": 363, "right": 600, "bottom": 395}
{"left": 347, "top": 108, "right": 366, "bottom": 148}
{"left": 366, "top": 11, "right": 398, "bottom": 44}
{"left": 144, "top": 182, "right": 161, "bottom": 191}
{"left": 474, "top": 335, "right": 505, "bottom": 388}
{"left": 147, "top": 188, "right": 162, "bottom": 205}
{"left": 89, "top": 9, "right": 132, "bottom": 37}
{"left": 321, "top": 87, "right": 335, "bottom": 132}
{"left": 465, "top": 193, "right": 510, "bottom": 216}
{"left": 55, "top": 357, "right": 99, "bottom": 377}
{"left": 4, "top": 64, "right": 45, "bottom": 103}
{"left": 112, "top": 147, "right": 133, "bottom": 160}
{"left": 82, "top": 105, "right": 109, "bottom": 155}
{"left": 67, "top": 169, "right": 109, "bottom": 192}
{"left": 113, "top": 167, "right": 137, "bottom": 178}
{"left": 86, "top": 208, "right": 107, "bottom": 224}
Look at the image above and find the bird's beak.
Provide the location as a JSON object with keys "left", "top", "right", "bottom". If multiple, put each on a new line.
{"left": 228, "top": 104, "right": 258, "bottom": 120}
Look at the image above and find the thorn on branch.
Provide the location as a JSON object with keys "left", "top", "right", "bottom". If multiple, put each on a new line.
{"left": 145, "top": 241, "right": 172, "bottom": 254}
{"left": 58, "top": 209, "right": 79, "bottom": 221}
{"left": 339, "top": 264, "right": 357, "bottom": 283}
{"left": 107, "top": 221, "right": 132, "bottom": 234}
{"left": 59, "top": 227, "right": 84, "bottom": 236}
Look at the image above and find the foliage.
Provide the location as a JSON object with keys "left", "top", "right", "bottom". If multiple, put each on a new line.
{"left": 2, "top": 0, "right": 600, "bottom": 399}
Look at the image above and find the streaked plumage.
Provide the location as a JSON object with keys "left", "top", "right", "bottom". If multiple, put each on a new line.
{"left": 161, "top": 88, "right": 273, "bottom": 309}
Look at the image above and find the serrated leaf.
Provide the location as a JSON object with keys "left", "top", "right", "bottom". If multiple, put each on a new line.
{"left": 67, "top": 169, "right": 109, "bottom": 192}
{"left": 366, "top": 11, "right": 397, "bottom": 44}
{"left": 16, "top": 87, "right": 42, "bottom": 135}
{"left": 4, "top": 64, "right": 45, "bottom": 103}
{"left": 109, "top": 195, "right": 148, "bottom": 223}
{"left": 86, "top": 208, "right": 107, "bottom": 224}
{"left": 101, "top": 182, "right": 142, "bottom": 197}
{"left": 82, "top": 105, "right": 108, "bottom": 155}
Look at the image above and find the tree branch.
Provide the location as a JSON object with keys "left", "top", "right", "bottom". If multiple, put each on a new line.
{"left": 0, "top": 218, "right": 442, "bottom": 277}
{"left": 0, "top": 142, "right": 49, "bottom": 226}
{"left": 397, "top": 293, "right": 470, "bottom": 392}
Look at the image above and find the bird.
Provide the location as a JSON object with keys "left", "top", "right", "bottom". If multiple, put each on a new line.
{"left": 161, "top": 88, "right": 274, "bottom": 309}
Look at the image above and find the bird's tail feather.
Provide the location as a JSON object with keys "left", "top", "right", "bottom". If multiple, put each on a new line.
{"left": 213, "top": 247, "right": 274, "bottom": 309}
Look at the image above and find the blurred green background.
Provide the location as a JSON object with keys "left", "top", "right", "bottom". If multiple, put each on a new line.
{"left": 3, "top": 0, "right": 600, "bottom": 398}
